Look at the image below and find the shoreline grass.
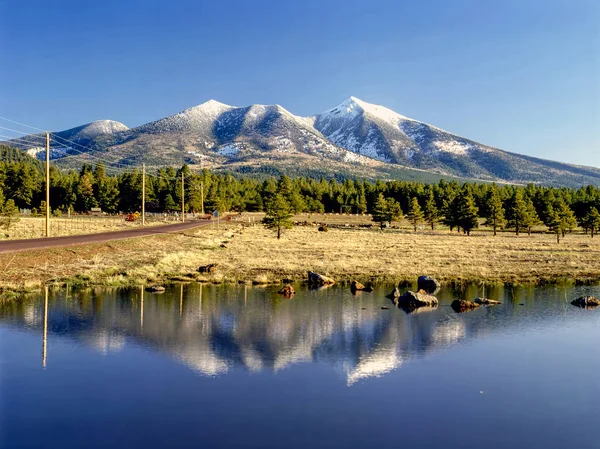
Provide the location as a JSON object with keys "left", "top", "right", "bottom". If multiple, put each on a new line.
{"left": 2, "top": 215, "right": 600, "bottom": 299}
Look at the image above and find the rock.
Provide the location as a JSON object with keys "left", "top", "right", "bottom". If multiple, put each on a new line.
{"left": 198, "top": 263, "right": 218, "bottom": 274}
{"left": 350, "top": 281, "right": 366, "bottom": 293}
{"left": 362, "top": 283, "right": 374, "bottom": 292}
{"left": 451, "top": 299, "right": 480, "bottom": 313}
{"left": 417, "top": 276, "right": 440, "bottom": 295}
{"left": 381, "top": 306, "right": 389, "bottom": 310}
{"left": 571, "top": 296, "right": 600, "bottom": 308}
{"left": 145, "top": 285, "right": 166, "bottom": 293}
{"left": 307, "top": 271, "right": 336, "bottom": 286}
{"left": 474, "top": 297, "right": 502, "bottom": 305}
{"left": 395, "top": 291, "right": 438, "bottom": 313}
{"left": 386, "top": 287, "right": 401, "bottom": 299}
{"left": 278, "top": 284, "right": 295, "bottom": 297}
{"left": 318, "top": 225, "right": 329, "bottom": 232}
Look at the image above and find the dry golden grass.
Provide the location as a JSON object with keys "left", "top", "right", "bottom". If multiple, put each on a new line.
{"left": 1, "top": 218, "right": 599, "bottom": 295}
{"left": 2, "top": 216, "right": 175, "bottom": 239}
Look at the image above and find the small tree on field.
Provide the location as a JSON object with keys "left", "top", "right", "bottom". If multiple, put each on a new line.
{"left": 424, "top": 191, "right": 439, "bottom": 230}
{"left": 371, "top": 193, "right": 402, "bottom": 230}
{"left": 262, "top": 194, "right": 293, "bottom": 239}
{"left": 0, "top": 199, "right": 20, "bottom": 233}
{"left": 582, "top": 207, "right": 600, "bottom": 238}
{"left": 547, "top": 211, "right": 564, "bottom": 243}
{"left": 524, "top": 199, "right": 540, "bottom": 235}
{"left": 483, "top": 187, "right": 506, "bottom": 236}
{"left": 407, "top": 197, "right": 424, "bottom": 232}
{"left": 557, "top": 200, "right": 577, "bottom": 237}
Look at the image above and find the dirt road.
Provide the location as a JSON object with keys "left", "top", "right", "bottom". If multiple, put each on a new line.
{"left": 0, "top": 219, "right": 221, "bottom": 254}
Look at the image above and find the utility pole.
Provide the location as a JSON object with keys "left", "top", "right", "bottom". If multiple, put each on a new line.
{"left": 45, "top": 132, "right": 50, "bottom": 237}
{"left": 181, "top": 173, "right": 185, "bottom": 222}
{"left": 201, "top": 181, "right": 204, "bottom": 215}
{"left": 142, "top": 163, "right": 146, "bottom": 226}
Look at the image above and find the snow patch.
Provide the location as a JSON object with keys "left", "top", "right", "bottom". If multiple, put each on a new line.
{"left": 216, "top": 143, "right": 242, "bottom": 157}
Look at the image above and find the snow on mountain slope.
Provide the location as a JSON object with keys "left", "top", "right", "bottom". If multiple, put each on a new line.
{"left": 4, "top": 96, "right": 600, "bottom": 186}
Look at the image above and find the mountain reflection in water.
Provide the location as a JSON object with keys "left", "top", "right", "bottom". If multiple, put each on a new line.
{"left": 2, "top": 282, "right": 595, "bottom": 386}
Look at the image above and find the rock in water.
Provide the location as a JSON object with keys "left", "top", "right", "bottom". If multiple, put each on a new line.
{"left": 474, "top": 297, "right": 502, "bottom": 305}
{"left": 386, "top": 287, "right": 401, "bottom": 299}
{"left": 145, "top": 285, "right": 166, "bottom": 293}
{"left": 278, "top": 284, "right": 295, "bottom": 297}
{"left": 396, "top": 291, "right": 438, "bottom": 313}
{"left": 351, "top": 281, "right": 365, "bottom": 292}
{"left": 307, "top": 271, "right": 336, "bottom": 286}
{"left": 417, "top": 276, "right": 440, "bottom": 295}
{"left": 571, "top": 296, "right": 600, "bottom": 308}
{"left": 451, "top": 299, "right": 480, "bottom": 313}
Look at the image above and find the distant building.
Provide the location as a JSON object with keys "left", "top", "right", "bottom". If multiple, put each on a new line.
{"left": 90, "top": 207, "right": 103, "bottom": 216}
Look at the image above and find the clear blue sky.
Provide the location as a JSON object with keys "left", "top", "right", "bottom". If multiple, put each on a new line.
{"left": 1, "top": 0, "right": 598, "bottom": 166}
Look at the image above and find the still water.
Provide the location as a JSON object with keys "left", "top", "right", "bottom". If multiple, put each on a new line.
{"left": 1, "top": 283, "right": 599, "bottom": 449}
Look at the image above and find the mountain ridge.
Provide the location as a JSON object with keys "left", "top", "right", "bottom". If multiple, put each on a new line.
{"left": 2, "top": 97, "right": 598, "bottom": 187}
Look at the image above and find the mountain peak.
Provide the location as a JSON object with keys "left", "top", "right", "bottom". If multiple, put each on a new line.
{"left": 182, "top": 100, "right": 233, "bottom": 118}
{"left": 74, "top": 120, "right": 129, "bottom": 138}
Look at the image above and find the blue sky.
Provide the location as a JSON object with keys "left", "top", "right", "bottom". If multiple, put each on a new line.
{"left": 1, "top": 0, "right": 598, "bottom": 166}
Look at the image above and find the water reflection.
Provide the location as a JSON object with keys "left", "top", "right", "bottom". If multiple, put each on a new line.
{"left": 1, "top": 283, "right": 597, "bottom": 385}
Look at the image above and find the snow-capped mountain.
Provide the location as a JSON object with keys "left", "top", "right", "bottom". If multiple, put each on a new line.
{"left": 3, "top": 98, "right": 599, "bottom": 186}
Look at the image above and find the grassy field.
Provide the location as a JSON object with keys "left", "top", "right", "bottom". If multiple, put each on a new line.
{"left": 1, "top": 213, "right": 599, "bottom": 296}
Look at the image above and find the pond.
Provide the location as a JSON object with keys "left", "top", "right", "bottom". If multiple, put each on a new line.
{"left": 1, "top": 283, "right": 599, "bottom": 449}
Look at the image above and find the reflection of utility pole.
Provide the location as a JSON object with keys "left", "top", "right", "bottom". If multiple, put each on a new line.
{"left": 140, "top": 285, "right": 144, "bottom": 328}
{"left": 42, "top": 285, "right": 48, "bottom": 368}
{"left": 244, "top": 285, "right": 247, "bottom": 306}
{"left": 45, "top": 133, "right": 50, "bottom": 237}
{"left": 198, "top": 283, "right": 202, "bottom": 318}
{"left": 179, "top": 284, "right": 183, "bottom": 318}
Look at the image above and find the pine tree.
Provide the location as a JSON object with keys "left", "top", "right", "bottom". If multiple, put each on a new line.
{"left": 371, "top": 194, "right": 402, "bottom": 230}
{"left": 457, "top": 193, "right": 479, "bottom": 235}
{"left": 0, "top": 199, "right": 20, "bottom": 233}
{"left": 555, "top": 199, "right": 577, "bottom": 238}
{"left": 372, "top": 194, "right": 389, "bottom": 230}
{"left": 407, "top": 197, "right": 424, "bottom": 232}
{"left": 484, "top": 187, "right": 506, "bottom": 236}
{"left": 164, "top": 194, "right": 177, "bottom": 212}
{"left": 262, "top": 194, "right": 293, "bottom": 239}
{"left": 524, "top": 198, "right": 540, "bottom": 235}
{"left": 506, "top": 190, "right": 528, "bottom": 235}
{"left": 582, "top": 207, "right": 600, "bottom": 238}
{"left": 424, "top": 191, "right": 439, "bottom": 230}
{"left": 287, "top": 190, "right": 306, "bottom": 213}
{"left": 76, "top": 172, "right": 98, "bottom": 212}
{"left": 441, "top": 195, "right": 460, "bottom": 231}
{"left": 546, "top": 210, "right": 563, "bottom": 243}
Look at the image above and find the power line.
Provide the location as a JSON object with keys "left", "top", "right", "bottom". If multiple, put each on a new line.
{"left": 0, "top": 115, "right": 185, "bottom": 181}
{"left": 0, "top": 134, "right": 45, "bottom": 146}
{"left": 0, "top": 116, "right": 46, "bottom": 132}
{"left": 0, "top": 125, "right": 35, "bottom": 136}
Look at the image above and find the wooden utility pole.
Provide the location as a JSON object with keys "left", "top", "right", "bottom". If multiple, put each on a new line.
{"left": 201, "top": 181, "right": 204, "bottom": 215}
{"left": 142, "top": 163, "right": 146, "bottom": 226}
{"left": 42, "top": 285, "right": 48, "bottom": 367}
{"left": 45, "top": 132, "right": 50, "bottom": 237}
{"left": 181, "top": 173, "right": 185, "bottom": 222}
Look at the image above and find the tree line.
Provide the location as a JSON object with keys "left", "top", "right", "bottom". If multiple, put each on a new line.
{"left": 2, "top": 145, "right": 600, "bottom": 241}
